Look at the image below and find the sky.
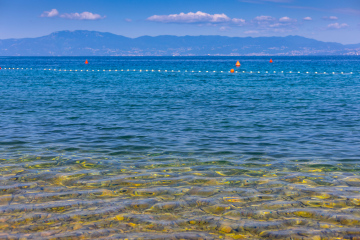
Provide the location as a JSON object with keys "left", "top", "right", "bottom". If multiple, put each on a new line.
{"left": 0, "top": 0, "right": 359, "bottom": 44}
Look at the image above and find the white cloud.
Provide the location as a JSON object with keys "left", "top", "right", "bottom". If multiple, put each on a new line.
{"left": 244, "top": 30, "right": 259, "bottom": 34}
{"left": 41, "top": 9, "right": 105, "bottom": 20}
{"left": 125, "top": 18, "right": 132, "bottom": 22}
{"left": 269, "top": 23, "right": 282, "bottom": 27}
{"left": 323, "top": 16, "right": 338, "bottom": 20}
{"left": 147, "top": 11, "right": 231, "bottom": 23}
{"left": 147, "top": 12, "right": 299, "bottom": 32}
{"left": 60, "top": 12, "right": 105, "bottom": 20}
{"left": 327, "top": 23, "right": 349, "bottom": 29}
{"left": 232, "top": 18, "right": 246, "bottom": 25}
{"left": 279, "top": 16, "right": 292, "bottom": 22}
{"left": 220, "top": 26, "right": 231, "bottom": 31}
{"left": 251, "top": 15, "right": 297, "bottom": 32}
{"left": 254, "top": 15, "right": 276, "bottom": 22}
{"left": 40, "top": 9, "right": 59, "bottom": 18}
{"left": 147, "top": 11, "right": 246, "bottom": 26}
{"left": 303, "top": 17, "right": 312, "bottom": 21}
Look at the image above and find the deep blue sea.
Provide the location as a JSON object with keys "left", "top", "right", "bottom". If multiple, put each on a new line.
{"left": 0, "top": 56, "right": 360, "bottom": 239}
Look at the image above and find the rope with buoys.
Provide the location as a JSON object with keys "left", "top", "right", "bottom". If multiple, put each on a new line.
{"left": 0, "top": 67, "right": 356, "bottom": 75}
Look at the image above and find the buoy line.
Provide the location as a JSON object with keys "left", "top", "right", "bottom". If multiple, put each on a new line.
{"left": 0, "top": 68, "right": 356, "bottom": 75}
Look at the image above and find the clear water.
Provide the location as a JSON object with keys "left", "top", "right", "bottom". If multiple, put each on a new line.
{"left": 0, "top": 56, "right": 360, "bottom": 239}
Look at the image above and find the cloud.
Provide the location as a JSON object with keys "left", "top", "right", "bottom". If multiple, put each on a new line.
{"left": 147, "top": 12, "right": 298, "bottom": 33}
{"left": 251, "top": 15, "right": 297, "bottom": 31}
{"left": 327, "top": 23, "right": 349, "bottom": 29}
{"left": 232, "top": 18, "right": 246, "bottom": 25}
{"left": 254, "top": 15, "right": 276, "bottom": 22}
{"left": 40, "top": 9, "right": 59, "bottom": 18}
{"left": 40, "top": 9, "right": 105, "bottom": 20}
{"left": 323, "top": 16, "right": 338, "bottom": 20}
{"left": 60, "top": 12, "right": 105, "bottom": 20}
{"left": 125, "top": 18, "right": 132, "bottom": 22}
{"left": 244, "top": 30, "right": 259, "bottom": 34}
{"left": 303, "top": 17, "right": 312, "bottom": 21}
{"left": 147, "top": 11, "right": 246, "bottom": 26}
{"left": 147, "top": 11, "right": 230, "bottom": 23}
{"left": 219, "top": 26, "right": 231, "bottom": 31}
{"left": 279, "top": 16, "right": 292, "bottom": 22}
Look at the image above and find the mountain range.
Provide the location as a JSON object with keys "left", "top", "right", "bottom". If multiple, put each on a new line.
{"left": 0, "top": 30, "right": 359, "bottom": 56}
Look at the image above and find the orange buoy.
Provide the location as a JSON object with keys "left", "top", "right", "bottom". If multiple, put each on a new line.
{"left": 85, "top": 60, "right": 89, "bottom": 64}
{"left": 269, "top": 59, "right": 273, "bottom": 63}
{"left": 0, "top": 67, "right": 1, "bottom": 69}
{"left": 230, "top": 69, "right": 235, "bottom": 73}
{"left": 236, "top": 61, "right": 241, "bottom": 67}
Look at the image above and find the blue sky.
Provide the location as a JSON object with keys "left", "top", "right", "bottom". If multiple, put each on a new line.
{"left": 0, "top": 0, "right": 359, "bottom": 44}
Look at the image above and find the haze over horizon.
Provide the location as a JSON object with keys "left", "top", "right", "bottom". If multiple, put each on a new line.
{"left": 1, "top": 30, "right": 359, "bottom": 46}
{"left": 0, "top": 0, "right": 359, "bottom": 44}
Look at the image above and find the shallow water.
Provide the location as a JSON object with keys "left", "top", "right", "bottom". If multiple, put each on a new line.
{"left": 0, "top": 56, "right": 360, "bottom": 239}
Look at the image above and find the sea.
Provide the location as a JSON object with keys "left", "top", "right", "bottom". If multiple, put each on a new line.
{"left": 0, "top": 56, "right": 360, "bottom": 239}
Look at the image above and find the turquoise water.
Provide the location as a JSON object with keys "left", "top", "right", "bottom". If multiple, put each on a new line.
{"left": 0, "top": 56, "right": 360, "bottom": 239}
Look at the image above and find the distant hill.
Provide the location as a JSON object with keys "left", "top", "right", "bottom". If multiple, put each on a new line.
{"left": 0, "top": 30, "right": 359, "bottom": 56}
